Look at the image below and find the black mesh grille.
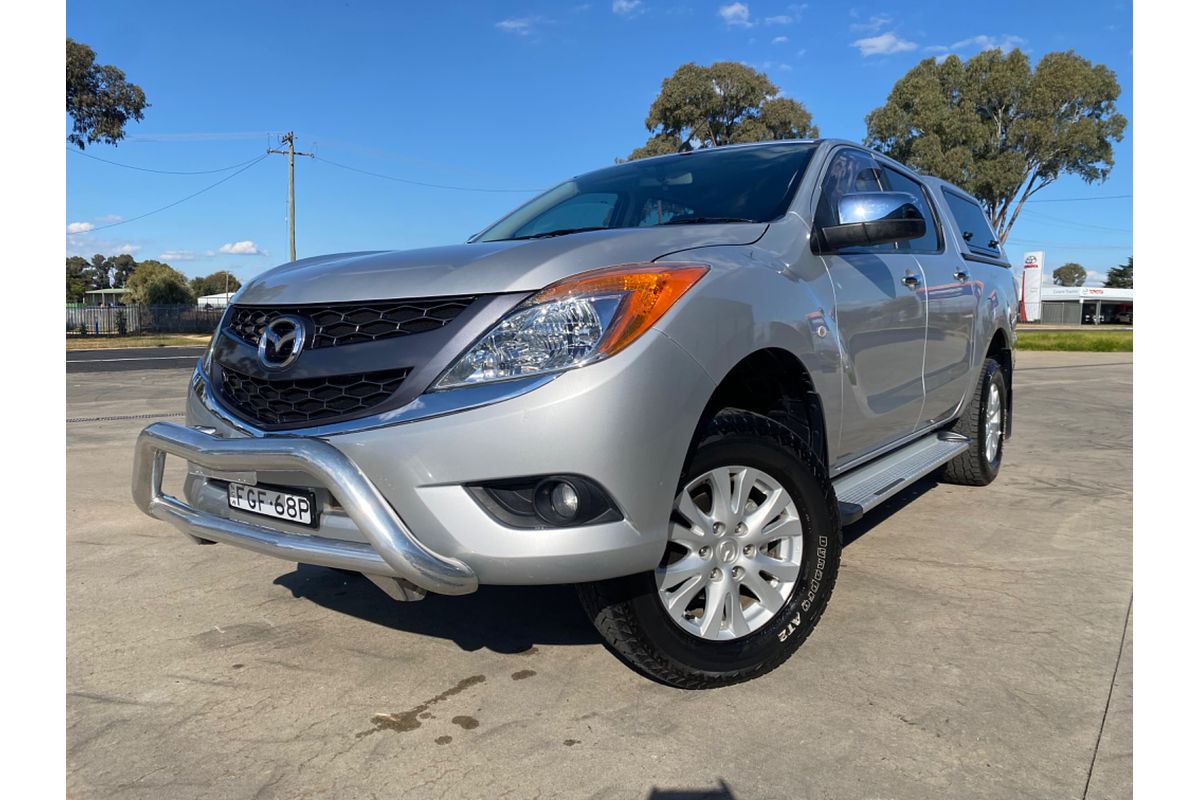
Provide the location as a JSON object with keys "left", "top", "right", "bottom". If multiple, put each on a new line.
{"left": 228, "top": 297, "right": 474, "bottom": 349}
{"left": 219, "top": 366, "right": 410, "bottom": 426}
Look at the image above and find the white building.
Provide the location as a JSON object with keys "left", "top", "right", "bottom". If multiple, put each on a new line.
{"left": 1038, "top": 286, "right": 1133, "bottom": 325}
{"left": 197, "top": 291, "right": 236, "bottom": 309}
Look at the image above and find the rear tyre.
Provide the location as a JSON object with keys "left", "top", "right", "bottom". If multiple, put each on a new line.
{"left": 941, "top": 357, "right": 1007, "bottom": 486}
{"left": 577, "top": 409, "right": 841, "bottom": 689}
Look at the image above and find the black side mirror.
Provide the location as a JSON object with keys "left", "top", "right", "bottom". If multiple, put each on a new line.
{"left": 820, "top": 192, "right": 926, "bottom": 250}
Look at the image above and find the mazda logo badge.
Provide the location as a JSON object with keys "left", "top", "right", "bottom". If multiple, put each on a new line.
{"left": 258, "top": 315, "right": 306, "bottom": 369}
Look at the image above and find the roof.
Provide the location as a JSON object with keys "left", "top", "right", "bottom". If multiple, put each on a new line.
{"left": 84, "top": 288, "right": 130, "bottom": 294}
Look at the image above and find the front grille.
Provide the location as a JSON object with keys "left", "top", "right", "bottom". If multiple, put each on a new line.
{"left": 219, "top": 366, "right": 410, "bottom": 427}
{"left": 228, "top": 297, "right": 474, "bottom": 349}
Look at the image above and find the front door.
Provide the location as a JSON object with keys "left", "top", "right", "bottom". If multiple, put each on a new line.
{"left": 813, "top": 148, "right": 927, "bottom": 466}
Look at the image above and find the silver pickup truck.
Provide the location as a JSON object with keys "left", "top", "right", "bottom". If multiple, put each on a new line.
{"left": 133, "top": 140, "right": 1017, "bottom": 688}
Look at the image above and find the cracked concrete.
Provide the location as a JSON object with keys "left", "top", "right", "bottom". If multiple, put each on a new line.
{"left": 67, "top": 351, "right": 1132, "bottom": 799}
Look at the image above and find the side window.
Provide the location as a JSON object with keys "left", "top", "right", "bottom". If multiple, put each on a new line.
{"left": 814, "top": 149, "right": 893, "bottom": 252}
{"left": 511, "top": 192, "right": 618, "bottom": 238}
{"left": 882, "top": 167, "right": 941, "bottom": 253}
{"left": 941, "top": 190, "right": 1002, "bottom": 257}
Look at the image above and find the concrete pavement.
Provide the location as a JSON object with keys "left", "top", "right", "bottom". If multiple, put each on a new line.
{"left": 66, "top": 351, "right": 1133, "bottom": 799}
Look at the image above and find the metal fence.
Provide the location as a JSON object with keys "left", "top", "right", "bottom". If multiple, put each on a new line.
{"left": 66, "top": 305, "right": 224, "bottom": 336}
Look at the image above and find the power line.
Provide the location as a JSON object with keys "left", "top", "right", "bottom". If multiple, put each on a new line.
{"left": 1023, "top": 194, "right": 1132, "bottom": 204}
{"left": 84, "top": 155, "right": 270, "bottom": 231}
{"left": 1019, "top": 208, "right": 1132, "bottom": 233}
{"left": 313, "top": 155, "right": 542, "bottom": 193}
{"left": 67, "top": 147, "right": 265, "bottom": 175}
{"left": 1006, "top": 238, "right": 1131, "bottom": 250}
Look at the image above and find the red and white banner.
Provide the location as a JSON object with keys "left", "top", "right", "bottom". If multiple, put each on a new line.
{"left": 1018, "top": 251, "right": 1044, "bottom": 322}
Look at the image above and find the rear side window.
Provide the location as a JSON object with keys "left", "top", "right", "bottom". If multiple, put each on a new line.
{"left": 942, "top": 190, "right": 1002, "bottom": 257}
{"left": 882, "top": 167, "right": 941, "bottom": 253}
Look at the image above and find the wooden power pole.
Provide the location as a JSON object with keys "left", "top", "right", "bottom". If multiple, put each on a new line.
{"left": 267, "top": 132, "right": 313, "bottom": 262}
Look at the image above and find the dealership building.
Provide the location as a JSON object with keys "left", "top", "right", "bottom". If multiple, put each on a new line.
{"left": 1036, "top": 286, "right": 1134, "bottom": 325}
{"left": 1016, "top": 253, "right": 1133, "bottom": 324}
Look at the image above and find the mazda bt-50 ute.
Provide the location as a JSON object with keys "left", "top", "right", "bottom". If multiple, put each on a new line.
{"left": 133, "top": 140, "right": 1018, "bottom": 688}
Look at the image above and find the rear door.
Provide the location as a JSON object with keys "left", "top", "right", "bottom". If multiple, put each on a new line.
{"left": 881, "top": 166, "right": 978, "bottom": 426}
{"left": 813, "top": 147, "right": 927, "bottom": 465}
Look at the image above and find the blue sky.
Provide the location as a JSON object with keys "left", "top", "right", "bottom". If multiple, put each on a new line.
{"left": 65, "top": 0, "right": 1132, "bottom": 286}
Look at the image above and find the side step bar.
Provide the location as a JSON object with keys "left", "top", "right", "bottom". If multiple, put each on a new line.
{"left": 832, "top": 432, "right": 969, "bottom": 526}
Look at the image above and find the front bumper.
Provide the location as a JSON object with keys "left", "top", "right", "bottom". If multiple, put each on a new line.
{"left": 132, "top": 421, "right": 479, "bottom": 594}
{"left": 133, "top": 329, "right": 716, "bottom": 593}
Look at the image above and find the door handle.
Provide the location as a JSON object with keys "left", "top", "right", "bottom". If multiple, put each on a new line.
{"left": 901, "top": 274, "right": 921, "bottom": 288}
{"left": 954, "top": 269, "right": 970, "bottom": 282}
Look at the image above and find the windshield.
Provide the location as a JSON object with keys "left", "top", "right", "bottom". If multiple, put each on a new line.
{"left": 475, "top": 142, "right": 818, "bottom": 242}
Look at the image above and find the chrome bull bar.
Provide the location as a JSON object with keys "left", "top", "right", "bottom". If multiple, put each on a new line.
{"left": 131, "top": 421, "right": 478, "bottom": 595}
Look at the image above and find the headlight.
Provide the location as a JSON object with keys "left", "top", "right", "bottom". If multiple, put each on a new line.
{"left": 433, "top": 262, "right": 709, "bottom": 390}
{"left": 202, "top": 305, "right": 233, "bottom": 375}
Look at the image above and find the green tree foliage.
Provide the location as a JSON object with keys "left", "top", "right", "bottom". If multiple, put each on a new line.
{"left": 87, "top": 253, "right": 112, "bottom": 289}
{"left": 66, "top": 256, "right": 89, "bottom": 302}
{"left": 628, "top": 62, "right": 818, "bottom": 160}
{"left": 1052, "top": 262, "right": 1087, "bottom": 287}
{"left": 110, "top": 254, "right": 137, "bottom": 288}
{"left": 144, "top": 276, "right": 195, "bottom": 305}
{"left": 189, "top": 271, "right": 242, "bottom": 299}
{"left": 124, "top": 260, "right": 193, "bottom": 305}
{"left": 1104, "top": 256, "right": 1132, "bottom": 289}
{"left": 66, "top": 38, "right": 149, "bottom": 149}
{"left": 864, "top": 49, "right": 1126, "bottom": 244}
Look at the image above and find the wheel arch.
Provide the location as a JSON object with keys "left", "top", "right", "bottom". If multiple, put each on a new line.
{"left": 983, "top": 327, "right": 1014, "bottom": 437}
{"left": 694, "top": 347, "right": 830, "bottom": 470}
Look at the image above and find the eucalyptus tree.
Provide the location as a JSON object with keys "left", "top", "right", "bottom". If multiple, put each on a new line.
{"left": 629, "top": 62, "right": 818, "bottom": 160}
{"left": 865, "top": 49, "right": 1125, "bottom": 244}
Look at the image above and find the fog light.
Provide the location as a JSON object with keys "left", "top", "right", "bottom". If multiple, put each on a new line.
{"left": 534, "top": 478, "right": 580, "bottom": 525}
{"left": 550, "top": 482, "right": 579, "bottom": 519}
{"left": 466, "top": 474, "right": 622, "bottom": 529}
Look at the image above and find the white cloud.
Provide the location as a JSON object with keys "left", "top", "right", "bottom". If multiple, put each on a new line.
{"left": 719, "top": 2, "right": 752, "bottom": 27}
{"left": 116, "top": 243, "right": 141, "bottom": 255}
{"left": 772, "top": 35, "right": 788, "bottom": 44}
{"left": 925, "top": 34, "right": 1025, "bottom": 59}
{"left": 160, "top": 250, "right": 198, "bottom": 261}
{"left": 852, "top": 32, "right": 918, "bottom": 56}
{"left": 219, "top": 240, "right": 266, "bottom": 255}
{"left": 97, "top": 214, "right": 123, "bottom": 223}
{"left": 495, "top": 16, "right": 543, "bottom": 36}
{"left": 765, "top": 15, "right": 792, "bottom": 25}
{"left": 851, "top": 13, "right": 892, "bottom": 33}
{"left": 612, "top": 0, "right": 642, "bottom": 15}
{"left": 949, "top": 34, "right": 1024, "bottom": 53}
{"left": 67, "top": 222, "right": 94, "bottom": 234}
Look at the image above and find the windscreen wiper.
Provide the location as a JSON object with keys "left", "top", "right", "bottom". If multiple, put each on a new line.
{"left": 659, "top": 216, "right": 756, "bottom": 225}
{"left": 506, "top": 226, "right": 610, "bottom": 241}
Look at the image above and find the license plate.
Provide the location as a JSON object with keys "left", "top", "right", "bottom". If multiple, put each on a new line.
{"left": 227, "top": 482, "right": 317, "bottom": 528}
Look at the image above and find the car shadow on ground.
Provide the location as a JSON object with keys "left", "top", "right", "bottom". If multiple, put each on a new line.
{"left": 274, "top": 473, "right": 942, "bottom": 653}
{"left": 273, "top": 565, "right": 601, "bottom": 653}
{"left": 841, "top": 473, "right": 940, "bottom": 547}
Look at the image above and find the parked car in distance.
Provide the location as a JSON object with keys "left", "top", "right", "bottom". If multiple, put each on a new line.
{"left": 133, "top": 140, "right": 1018, "bottom": 688}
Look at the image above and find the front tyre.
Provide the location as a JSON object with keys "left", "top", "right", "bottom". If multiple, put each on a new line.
{"left": 577, "top": 409, "right": 841, "bottom": 689}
